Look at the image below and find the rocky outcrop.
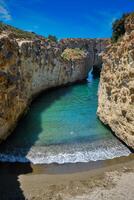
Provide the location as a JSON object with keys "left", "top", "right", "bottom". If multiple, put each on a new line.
{"left": 60, "top": 38, "right": 109, "bottom": 67}
{"left": 0, "top": 27, "right": 108, "bottom": 142}
{"left": 98, "top": 14, "right": 134, "bottom": 149}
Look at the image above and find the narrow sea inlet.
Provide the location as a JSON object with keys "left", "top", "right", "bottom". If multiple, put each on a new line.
{"left": 0, "top": 77, "right": 130, "bottom": 164}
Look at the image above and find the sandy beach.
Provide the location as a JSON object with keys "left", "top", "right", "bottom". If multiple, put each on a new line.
{"left": 0, "top": 3, "right": 134, "bottom": 200}
{"left": 0, "top": 154, "right": 134, "bottom": 200}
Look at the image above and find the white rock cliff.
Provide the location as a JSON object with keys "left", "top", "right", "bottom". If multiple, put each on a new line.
{"left": 98, "top": 14, "right": 134, "bottom": 149}
{"left": 0, "top": 27, "right": 108, "bottom": 141}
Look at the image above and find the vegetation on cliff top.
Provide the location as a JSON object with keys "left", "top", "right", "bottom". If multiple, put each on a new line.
{"left": 111, "top": 12, "right": 134, "bottom": 42}
{"left": 0, "top": 22, "right": 58, "bottom": 42}
{"left": 61, "top": 48, "right": 86, "bottom": 61}
{"left": 0, "top": 22, "right": 37, "bottom": 39}
{"left": 48, "top": 35, "right": 58, "bottom": 42}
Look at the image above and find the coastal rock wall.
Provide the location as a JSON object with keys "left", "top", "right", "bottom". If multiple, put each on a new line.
{"left": 97, "top": 15, "right": 134, "bottom": 149}
{"left": 0, "top": 33, "right": 108, "bottom": 141}
{"left": 60, "top": 38, "right": 109, "bottom": 67}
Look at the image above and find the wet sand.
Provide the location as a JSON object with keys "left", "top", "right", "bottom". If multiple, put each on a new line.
{"left": 0, "top": 154, "right": 134, "bottom": 200}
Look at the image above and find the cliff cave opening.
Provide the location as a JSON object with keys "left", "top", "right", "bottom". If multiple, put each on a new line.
{"left": 92, "top": 65, "right": 102, "bottom": 78}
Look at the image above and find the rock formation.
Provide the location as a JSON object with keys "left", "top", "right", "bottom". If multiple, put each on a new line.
{"left": 98, "top": 14, "right": 134, "bottom": 149}
{"left": 0, "top": 24, "right": 108, "bottom": 142}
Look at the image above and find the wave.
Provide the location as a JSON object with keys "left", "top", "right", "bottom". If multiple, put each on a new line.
{"left": 0, "top": 138, "right": 131, "bottom": 164}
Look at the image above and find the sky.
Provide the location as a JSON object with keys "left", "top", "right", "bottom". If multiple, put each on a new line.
{"left": 0, "top": 0, "right": 134, "bottom": 39}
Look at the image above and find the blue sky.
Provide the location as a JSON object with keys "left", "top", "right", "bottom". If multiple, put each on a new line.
{"left": 0, "top": 0, "right": 134, "bottom": 39}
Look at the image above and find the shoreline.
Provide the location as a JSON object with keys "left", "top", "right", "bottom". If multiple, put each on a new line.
{"left": 0, "top": 154, "right": 134, "bottom": 200}
{"left": 0, "top": 153, "right": 133, "bottom": 175}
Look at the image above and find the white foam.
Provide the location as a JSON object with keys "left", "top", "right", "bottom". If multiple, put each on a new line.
{"left": 0, "top": 138, "right": 131, "bottom": 164}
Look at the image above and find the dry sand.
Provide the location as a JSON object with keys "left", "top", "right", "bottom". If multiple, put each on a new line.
{"left": 0, "top": 154, "right": 134, "bottom": 200}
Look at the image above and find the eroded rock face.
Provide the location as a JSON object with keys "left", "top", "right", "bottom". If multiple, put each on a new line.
{"left": 98, "top": 16, "right": 134, "bottom": 149}
{"left": 60, "top": 38, "right": 109, "bottom": 67}
{"left": 0, "top": 32, "right": 108, "bottom": 141}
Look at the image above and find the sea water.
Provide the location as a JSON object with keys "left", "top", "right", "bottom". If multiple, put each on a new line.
{"left": 0, "top": 77, "right": 130, "bottom": 164}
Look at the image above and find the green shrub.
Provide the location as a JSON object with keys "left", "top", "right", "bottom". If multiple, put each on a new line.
{"left": 61, "top": 48, "right": 86, "bottom": 61}
{"left": 111, "top": 12, "right": 134, "bottom": 42}
{"left": 48, "top": 35, "right": 58, "bottom": 42}
{"left": 111, "top": 14, "right": 129, "bottom": 43}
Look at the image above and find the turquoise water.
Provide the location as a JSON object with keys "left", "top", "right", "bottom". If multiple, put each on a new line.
{"left": 0, "top": 77, "right": 130, "bottom": 164}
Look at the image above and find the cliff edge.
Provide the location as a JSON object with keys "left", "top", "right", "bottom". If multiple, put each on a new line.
{"left": 0, "top": 23, "right": 108, "bottom": 142}
{"left": 98, "top": 13, "right": 134, "bottom": 149}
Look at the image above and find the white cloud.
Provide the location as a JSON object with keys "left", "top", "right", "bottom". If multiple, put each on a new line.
{"left": 0, "top": 0, "right": 11, "bottom": 21}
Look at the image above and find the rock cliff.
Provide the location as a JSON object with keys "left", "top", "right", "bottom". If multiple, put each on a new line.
{"left": 98, "top": 14, "right": 134, "bottom": 149}
{"left": 0, "top": 24, "right": 108, "bottom": 141}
